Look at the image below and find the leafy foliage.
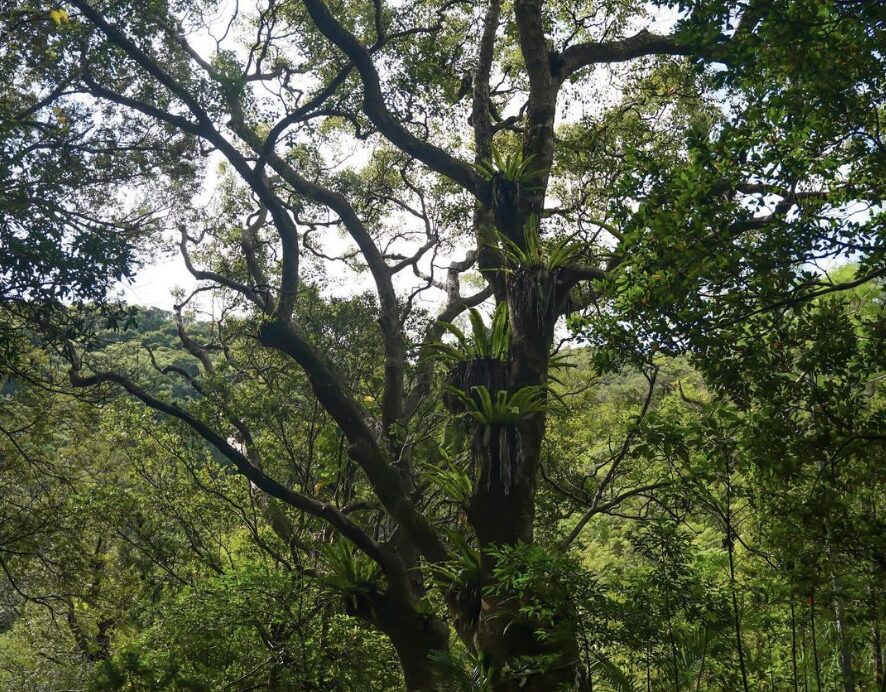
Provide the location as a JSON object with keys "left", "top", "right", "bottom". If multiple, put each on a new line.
{"left": 1, "top": 0, "right": 884, "bottom": 689}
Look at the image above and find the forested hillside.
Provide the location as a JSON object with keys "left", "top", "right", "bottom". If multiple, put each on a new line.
{"left": 1, "top": 0, "right": 884, "bottom": 690}
{"left": 2, "top": 283, "right": 883, "bottom": 690}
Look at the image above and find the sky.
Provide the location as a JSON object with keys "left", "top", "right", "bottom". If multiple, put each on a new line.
{"left": 113, "top": 1, "right": 682, "bottom": 313}
{"left": 120, "top": 253, "right": 196, "bottom": 310}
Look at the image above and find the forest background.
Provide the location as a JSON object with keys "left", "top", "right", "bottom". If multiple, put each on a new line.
{"left": 0, "top": 0, "right": 884, "bottom": 690}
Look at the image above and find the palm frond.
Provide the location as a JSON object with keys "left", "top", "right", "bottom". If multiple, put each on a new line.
{"left": 589, "top": 652, "right": 639, "bottom": 692}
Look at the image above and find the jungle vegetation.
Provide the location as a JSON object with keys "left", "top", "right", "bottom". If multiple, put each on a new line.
{"left": 0, "top": 0, "right": 884, "bottom": 689}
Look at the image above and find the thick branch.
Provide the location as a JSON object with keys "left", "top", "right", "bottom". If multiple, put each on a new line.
{"left": 258, "top": 320, "right": 449, "bottom": 564}
{"left": 472, "top": 0, "right": 501, "bottom": 163}
{"left": 558, "top": 30, "right": 693, "bottom": 82}
{"left": 513, "top": 0, "right": 556, "bottom": 221}
{"left": 66, "top": 366, "right": 392, "bottom": 573}
{"left": 298, "top": 0, "right": 486, "bottom": 198}
{"left": 234, "top": 133, "right": 406, "bottom": 431}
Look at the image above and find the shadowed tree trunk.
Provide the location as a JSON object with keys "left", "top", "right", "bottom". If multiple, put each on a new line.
{"left": 810, "top": 596, "right": 823, "bottom": 692}
{"left": 790, "top": 598, "right": 800, "bottom": 692}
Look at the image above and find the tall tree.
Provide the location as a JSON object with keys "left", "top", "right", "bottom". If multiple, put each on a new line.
{"left": 1, "top": 0, "right": 884, "bottom": 688}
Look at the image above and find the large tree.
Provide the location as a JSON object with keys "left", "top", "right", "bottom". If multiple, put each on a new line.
{"left": 1, "top": 0, "right": 884, "bottom": 688}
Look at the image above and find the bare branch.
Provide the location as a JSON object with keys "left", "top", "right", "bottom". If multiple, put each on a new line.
{"left": 560, "top": 366, "right": 659, "bottom": 549}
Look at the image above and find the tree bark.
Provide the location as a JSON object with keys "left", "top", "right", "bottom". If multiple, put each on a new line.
{"left": 832, "top": 576, "right": 855, "bottom": 692}
{"left": 790, "top": 597, "right": 800, "bottom": 692}
{"left": 464, "top": 268, "right": 588, "bottom": 689}
{"left": 810, "top": 597, "right": 823, "bottom": 692}
{"left": 350, "top": 589, "right": 451, "bottom": 691}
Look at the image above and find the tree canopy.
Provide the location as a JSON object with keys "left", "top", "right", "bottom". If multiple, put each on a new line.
{"left": 0, "top": 0, "right": 884, "bottom": 690}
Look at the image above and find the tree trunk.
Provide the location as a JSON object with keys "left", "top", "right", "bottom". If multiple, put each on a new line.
{"left": 361, "top": 594, "right": 451, "bottom": 692}
{"left": 832, "top": 577, "right": 855, "bottom": 692}
{"left": 800, "top": 602, "right": 809, "bottom": 692}
{"left": 723, "top": 456, "right": 750, "bottom": 692}
{"left": 872, "top": 612, "right": 883, "bottom": 692}
{"left": 463, "top": 275, "right": 587, "bottom": 689}
{"left": 825, "top": 527, "right": 854, "bottom": 692}
{"left": 810, "top": 597, "right": 823, "bottom": 692}
{"left": 791, "top": 598, "right": 800, "bottom": 692}
{"left": 389, "top": 620, "right": 451, "bottom": 692}
{"left": 468, "top": 469, "right": 587, "bottom": 690}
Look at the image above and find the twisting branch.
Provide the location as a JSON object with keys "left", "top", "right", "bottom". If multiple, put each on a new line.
{"left": 239, "top": 206, "right": 274, "bottom": 306}
{"left": 298, "top": 0, "right": 486, "bottom": 198}
{"left": 71, "top": 0, "right": 301, "bottom": 321}
{"left": 558, "top": 30, "right": 694, "bottom": 82}
{"left": 556, "top": 4, "right": 750, "bottom": 86}
{"left": 560, "top": 365, "right": 659, "bottom": 549}
{"left": 259, "top": 61, "right": 356, "bottom": 166}
{"left": 65, "top": 354, "right": 398, "bottom": 578}
{"left": 173, "top": 309, "right": 215, "bottom": 374}
{"left": 228, "top": 123, "right": 407, "bottom": 432}
{"left": 470, "top": 0, "right": 507, "bottom": 294}
{"left": 145, "top": 346, "right": 204, "bottom": 395}
{"left": 403, "top": 250, "right": 495, "bottom": 420}
{"left": 71, "top": 11, "right": 449, "bottom": 570}
{"left": 73, "top": 5, "right": 436, "bottom": 562}
{"left": 178, "top": 227, "right": 271, "bottom": 313}
{"left": 257, "top": 320, "right": 450, "bottom": 564}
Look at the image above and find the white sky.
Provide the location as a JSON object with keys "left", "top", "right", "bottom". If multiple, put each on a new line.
{"left": 115, "top": 2, "right": 682, "bottom": 312}
{"left": 121, "top": 253, "right": 196, "bottom": 309}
